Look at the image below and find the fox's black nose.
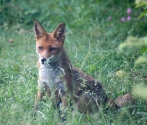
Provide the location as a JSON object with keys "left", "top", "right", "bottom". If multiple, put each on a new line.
{"left": 41, "top": 58, "right": 46, "bottom": 64}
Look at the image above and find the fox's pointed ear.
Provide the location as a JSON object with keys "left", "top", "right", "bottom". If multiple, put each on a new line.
{"left": 34, "top": 21, "right": 46, "bottom": 38}
{"left": 53, "top": 23, "right": 65, "bottom": 40}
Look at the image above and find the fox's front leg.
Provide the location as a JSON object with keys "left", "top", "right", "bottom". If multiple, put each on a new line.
{"left": 58, "top": 89, "right": 68, "bottom": 108}
{"left": 34, "top": 80, "right": 46, "bottom": 111}
{"left": 34, "top": 83, "right": 52, "bottom": 110}
{"left": 56, "top": 89, "right": 68, "bottom": 122}
{"left": 55, "top": 81, "right": 68, "bottom": 109}
{"left": 34, "top": 89, "right": 45, "bottom": 111}
{"left": 54, "top": 81, "right": 68, "bottom": 121}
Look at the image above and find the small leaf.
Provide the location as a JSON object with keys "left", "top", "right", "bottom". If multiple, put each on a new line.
{"left": 140, "top": 46, "right": 147, "bottom": 54}
{"left": 135, "top": 2, "right": 147, "bottom": 8}
{"left": 116, "top": 70, "right": 126, "bottom": 78}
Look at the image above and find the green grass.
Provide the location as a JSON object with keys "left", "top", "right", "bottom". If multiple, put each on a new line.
{"left": 1, "top": 1, "right": 147, "bottom": 125}
{"left": 0, "top": 26, "right": 147, "bottom": 125}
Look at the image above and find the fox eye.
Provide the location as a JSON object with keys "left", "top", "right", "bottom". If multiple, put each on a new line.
{"left": 38, "top": 46, "right": 43, "bottom": 50}
{"left": 50, "top": 47, "right": 57, "bottom": 51}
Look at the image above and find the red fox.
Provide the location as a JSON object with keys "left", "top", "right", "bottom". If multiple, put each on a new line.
{"left": 34, "top": 21, "right": 107, "bottom": 114}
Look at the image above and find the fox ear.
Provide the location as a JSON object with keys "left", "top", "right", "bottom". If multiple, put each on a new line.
{"left": 53, "top": 23, "right": 65, "bottom": 40}
{"left": 34, "top": 21, "right": 46, "bottom": 38}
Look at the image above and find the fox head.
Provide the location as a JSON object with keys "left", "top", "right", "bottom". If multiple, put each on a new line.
{"left": 34, "top": 21, "right": 65, "bottom": 65}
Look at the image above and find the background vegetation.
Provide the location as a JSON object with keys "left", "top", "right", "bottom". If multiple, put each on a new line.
{"left": 0, "top": 0, "right": 147, "bottom": 124}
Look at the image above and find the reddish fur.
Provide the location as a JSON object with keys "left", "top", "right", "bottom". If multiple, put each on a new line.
{"left": 36, "top": 33, "right": 64, "bottom": 58}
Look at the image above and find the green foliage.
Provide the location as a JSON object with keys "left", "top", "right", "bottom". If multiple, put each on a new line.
{"left": 0, "top": 0, "right": 142, "bottom": 31}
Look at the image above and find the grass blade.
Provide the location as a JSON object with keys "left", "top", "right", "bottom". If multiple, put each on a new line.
{"left": 139, "top": 9, "right": 147, "bottom": 18}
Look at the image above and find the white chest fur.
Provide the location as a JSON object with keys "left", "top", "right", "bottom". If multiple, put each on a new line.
{"left": 38, "top": 63, "right": 65, "bottom": 91}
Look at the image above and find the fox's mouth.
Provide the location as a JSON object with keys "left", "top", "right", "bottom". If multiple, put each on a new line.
{"left": 40, "top": 53, "right": 62, "bottom": 65}
{"left": 40, "top": 57, "right": 53, "bottom": 65}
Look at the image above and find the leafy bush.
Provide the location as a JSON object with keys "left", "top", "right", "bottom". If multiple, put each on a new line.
{"left": 118, "top": 36, "right": 147, "bottom": 67}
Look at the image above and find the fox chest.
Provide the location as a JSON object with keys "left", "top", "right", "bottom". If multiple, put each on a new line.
{"left": 38, "top": 66, "right": 65, "bottom": 90}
